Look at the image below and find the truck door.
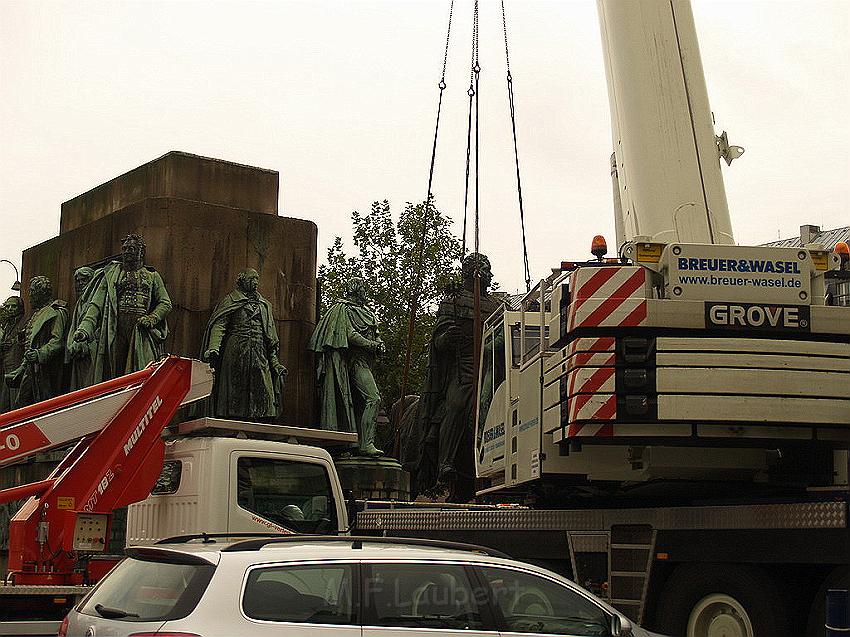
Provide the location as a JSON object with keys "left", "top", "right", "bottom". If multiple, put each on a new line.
{"left": 228, "top": 451, "right": 341, "bottom": 535}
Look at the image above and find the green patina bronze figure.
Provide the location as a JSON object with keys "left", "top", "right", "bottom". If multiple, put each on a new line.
{"left": 0, "top": 296, "right": 25, "bottom": 412}
{"left": 404, "top": 252, "right": 501, "bottom": 500}
{"left": 72, "top": 234, "right": 172, "bottom": 382}
{"left": 65, "top": 266, "right": 98, "bottom": 391}
{"left": 4, "top": 277, "right": 69, "bottom": 408}
{"left": 309, "top": 278, "right": 384, "bottom": 457}
{"left": 201, "top": 268, "right": 287, "bottom": 420}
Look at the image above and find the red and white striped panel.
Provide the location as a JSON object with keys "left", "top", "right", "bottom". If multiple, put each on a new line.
{"left": 566, "top": 337, "right": 615, "bottom": 372}
{"left": 562, "top": 336, "right": 617, "bottom": 438}
{"left": 566, "top": 336, "right": 616, "bottom": 358}
{"left": 566, "top": 420, "right": 615, "bottom": 438}
{"left": 566, "top": 392, "right": 617, "bottom": 438}
{"left": 565, "top": 366, "right": 616, "bottom": 415}
{"left": 567, "top": 267, "right": 647, "bottom": 331}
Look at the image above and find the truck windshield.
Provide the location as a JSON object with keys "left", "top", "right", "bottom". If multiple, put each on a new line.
{"left": 77, "top": 557, "right": 214, "bottom": 622}
{"left": 237, "top": 457, "right": 338, "bottom": 534}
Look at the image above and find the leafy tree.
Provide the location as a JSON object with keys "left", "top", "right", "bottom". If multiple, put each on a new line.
{"left": 318, "top": 198, "right": 461, "bottom": 408}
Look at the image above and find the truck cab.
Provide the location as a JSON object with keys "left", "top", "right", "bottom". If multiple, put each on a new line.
{"left": 127, "top": 433, "right": 349, "bottom": 544}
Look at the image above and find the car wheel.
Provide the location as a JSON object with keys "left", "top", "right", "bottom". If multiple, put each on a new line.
{"left": 654, "top": 563, "right": 791, "bottom": 637}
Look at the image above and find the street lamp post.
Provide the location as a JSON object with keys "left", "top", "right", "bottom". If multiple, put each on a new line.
{"left": 0, "top": 260, "right": 22, "bottom": 292}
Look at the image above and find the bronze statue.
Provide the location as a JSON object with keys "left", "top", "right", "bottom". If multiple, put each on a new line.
{"left": 308, "top": 278, "right": 384, "bottom": 456}
{"left": 4, "top": 277, "right": 69, "bottom": 407}
{"left": 0, "top": 296, "right": 25, "bottom": 412}
{"left": 66, "top": 266, "right": 98, "bottom": 390}
{"left": 404, "top": 252, "right": 501, "bottom": 500}
{"left": 72, "top": 234, "right": 172, "bottom": 382}
{"left": 201, "top": 268, "right": 287, "bottom": 420}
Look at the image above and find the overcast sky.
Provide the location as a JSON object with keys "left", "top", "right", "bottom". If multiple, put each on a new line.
{"left": 1, "top": 0, "right": 848, "bottom": 295}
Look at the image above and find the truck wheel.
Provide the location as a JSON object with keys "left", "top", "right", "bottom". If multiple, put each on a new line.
{"left": 805, "top": 566, "right": 850, "bottom": 637}
{"left": 655, "top": 563, "right": 791, "bottom": 637}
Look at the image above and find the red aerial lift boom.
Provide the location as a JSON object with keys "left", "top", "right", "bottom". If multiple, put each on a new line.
{"left": 0, "top": 356, "right": 212, "bottom": 585}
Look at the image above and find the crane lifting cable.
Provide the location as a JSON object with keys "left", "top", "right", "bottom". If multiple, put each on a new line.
{"left": 395, "top": 0, "right": 532, "bottom": 454}
{"left": 501, "top": 0, "right": 532, "bottom": 293}
{"left": 460, "top": 1, "right": 479, "bottom": 259}
{"left": 397, "top": 0, "right": 455, "bottom": 443}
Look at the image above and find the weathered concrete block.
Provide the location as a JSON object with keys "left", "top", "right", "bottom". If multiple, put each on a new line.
{"left": 60, "top": 151, "right": 279, "bottom": 233}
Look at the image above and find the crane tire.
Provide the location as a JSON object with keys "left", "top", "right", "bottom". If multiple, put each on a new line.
{"left": 654, "top": 563, "right": 791, "bottom": 637}
{"left": 805, "top": 566, "right": 850, "bottom": 637}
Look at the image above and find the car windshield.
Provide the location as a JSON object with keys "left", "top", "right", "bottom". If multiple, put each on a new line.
{"left": 77, "top": 557, "right": 215, "bottom": 622}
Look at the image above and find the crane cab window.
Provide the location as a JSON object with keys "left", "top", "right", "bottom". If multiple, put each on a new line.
{"left": 478, "top": 328, "right": 507, "bottom": 436}
{"left": 511, "top": 324, "right": 550, "bottom": 366}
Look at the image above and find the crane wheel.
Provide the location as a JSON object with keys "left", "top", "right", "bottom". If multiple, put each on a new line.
{"left": 805, "top": 566, "right": 850, "bottom": 637}
{"left": 654, "top": 563, "right": 791, "bottom": 637}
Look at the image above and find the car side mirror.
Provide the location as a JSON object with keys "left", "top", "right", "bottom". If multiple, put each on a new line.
{"left": 610, "top": 613, "right": 633, "bottom": 636}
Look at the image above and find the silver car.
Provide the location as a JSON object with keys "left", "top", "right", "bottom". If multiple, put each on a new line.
{"left": 61, "top": 535, "right": 663, "bottom": 636}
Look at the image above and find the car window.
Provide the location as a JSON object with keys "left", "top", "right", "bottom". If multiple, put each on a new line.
{"left": 236, "top": 456, "right": 338, "bottom": 533}
{"left": 77, "top": 557, "right": 214, "bottom": 622}
{"left": 479, "top": 566, "right": 610, "bottom": 636}
{"left": 243, "top": 563, "right": 355, "bottom": 625}
{"left": 363, "top": 562, "right": 486, "bottom": 631}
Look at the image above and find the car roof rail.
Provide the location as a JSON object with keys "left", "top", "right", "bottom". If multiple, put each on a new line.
{"left": 156, "top": 532, "right": 298, "bottom": 545}
{"left": 220, "top": 534, "right": 511, "bottom": 559}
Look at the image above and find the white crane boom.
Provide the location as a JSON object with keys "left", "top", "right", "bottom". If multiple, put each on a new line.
{"left": 598, "top": 0, "right": 736, "bottom": 250}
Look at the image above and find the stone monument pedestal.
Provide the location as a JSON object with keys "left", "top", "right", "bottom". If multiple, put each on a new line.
{"left": 335, "top": 456, "right": 410, "bottom": 501}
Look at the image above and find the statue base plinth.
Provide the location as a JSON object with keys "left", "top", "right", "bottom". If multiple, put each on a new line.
{"left": 334, "top": 456, "right": 410, "bottom": 501}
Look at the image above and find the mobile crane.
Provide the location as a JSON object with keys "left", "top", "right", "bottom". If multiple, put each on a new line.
{"left": 354, "top": 1, "right": 850, "bottom": 636}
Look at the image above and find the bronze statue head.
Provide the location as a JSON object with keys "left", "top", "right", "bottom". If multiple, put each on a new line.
{"left": 461, "top": 252, "right": 492, "bottom": 292}
{"left": 121, "top": 234, "right": 146, "bottom": 270}
{"left": 73, "top": 267, "right": 95, "bottom": 297}
{"left": 236, "top": 268, "right": 260, "bottom": 295}
{"left": 29, "top": 276, "right": 53, "bottom": 310}
{"left": 345, "top": 277, "right": 368, "bottom": 305}
{"left": 1, "top": 295, "right": 23, "bottom": 322}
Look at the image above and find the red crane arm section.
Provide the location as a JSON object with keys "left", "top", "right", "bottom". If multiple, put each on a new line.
{"left": 0, "top": 367, "right": 157, "bottom": 466}
{"left": 4, "top": 357, "right": 213, "bottom": 583}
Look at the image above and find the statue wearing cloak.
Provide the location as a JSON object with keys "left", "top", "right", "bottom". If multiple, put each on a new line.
{"left": 308, "top": 279, "right": 384, "bottom": 456}
{"left": 74, "top": 235, "right": 172, "bottom": 382}
{"left": 65, "top": 266, "right": 99, "bottom": 391}
{"left": 4, "top": 277, "right": 69, "bottom": 408}
{"left": 404, "top": 253, "right": 500, "bottom": 500}
{"left": 0, "top": 296, "right": 25, "bottom": 412}
{"left": 201, "top": 269, "right": 286, "bottom": 420}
